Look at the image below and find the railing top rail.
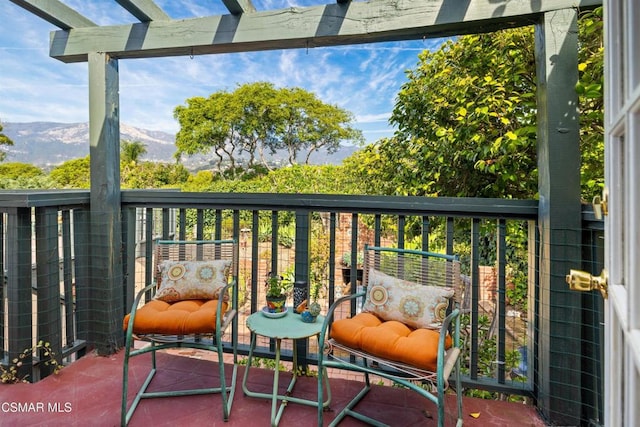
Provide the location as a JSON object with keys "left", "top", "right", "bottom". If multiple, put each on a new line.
{"left": 364, "top": 244, "right": 459, "bottom": 261}
{"left": 121, "top": 190, "right": 538, "bottom": 219}
{"left": 0, "top": 190, "right": 90, "bottom": 208}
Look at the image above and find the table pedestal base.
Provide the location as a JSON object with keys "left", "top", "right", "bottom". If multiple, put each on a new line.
{"left": 242, "top": 333, "right": 331, "bottom": 426}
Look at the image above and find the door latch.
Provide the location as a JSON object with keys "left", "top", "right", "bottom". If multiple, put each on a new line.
{"left": 592, "top": 187, "right": 609, "bottom": 219}
{"left": 565, "top": 269, "right": 608, "bottom": 299}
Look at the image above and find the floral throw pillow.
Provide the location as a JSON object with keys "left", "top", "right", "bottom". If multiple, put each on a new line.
{"left": 363, "top": 268, "right": 454, "bottom": 329}
{"left": 154, "top": 260, "right": 231, "bottom": 303}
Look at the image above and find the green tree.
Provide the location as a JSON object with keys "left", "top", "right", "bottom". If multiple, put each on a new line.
{"left": 272, "top": 87, "right": 364, "bottom": 166}
{"left": 346, "top": 8, "right": 603, "bottom": 200}
{"left": 123, "top": 162, "right": 190, "bottom": 189}
{"left": 391, "top": 27, "right": 537, "bottom": 198}
{"left": 49, "top": 156, "right": 91, "bottom": 188}
{"left": 174, "top": 82, "right": 363, "bottom": 178}
{"left": 0, "top": 162, "right": 44, "bottom": 179}
{"left": 121, "top": 140, "right": 147, "bottom": 165}
{"left": 0, "top": 123, "right": 15, "bottom": 162}
{"left": 575, "top": 7, "right": 604, "bottom": 200}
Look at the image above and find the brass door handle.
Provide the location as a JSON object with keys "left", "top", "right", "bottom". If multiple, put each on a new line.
{"left": 566, "top": 269, "right": 608, "bottom": 299}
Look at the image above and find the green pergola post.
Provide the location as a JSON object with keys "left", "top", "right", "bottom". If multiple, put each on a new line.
{"left": 294, "top": 210, "right": 312, "bottom": 369}
{"left": 534, "top": 9, "right": 584, "bottom": 425}
{"left": 87, "top": 52, "right": 124, "bottom": 354}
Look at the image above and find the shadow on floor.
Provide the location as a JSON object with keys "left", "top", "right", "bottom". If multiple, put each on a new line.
{"left": 0, "top": 351, "right": 547, "bottom": 426}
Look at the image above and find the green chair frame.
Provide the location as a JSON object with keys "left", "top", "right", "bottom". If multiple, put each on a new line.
{"left": 318, "top": 245, "right": 464, "bottom": 427}
{"left": 121, "top": 239, "right": 239, "bottom": 426}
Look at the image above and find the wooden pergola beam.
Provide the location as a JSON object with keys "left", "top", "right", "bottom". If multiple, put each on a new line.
{"left": 47, "top": 0, "right": 600, "bottom": 63}
{"left": 9, "top": 0, "right": 96, "bottom": 30}
{"left": 221, "top": 0, "right": 256, "bottom": 15}
{"left": 116, "top": 0, "right": 171, "bottom": 22}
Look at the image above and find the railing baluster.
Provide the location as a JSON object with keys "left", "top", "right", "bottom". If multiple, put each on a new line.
{"left": 6, "top": 207, "right": 34, "bottom": 380}
{"left": 497, "top": 218, "right": 507, "bottom": 384}
{"left": 0, "top": 214, "right": 4, "bottom": 362}
{"left": 328, "top": 212, "right": 337, "bottom": 307}
{"left": 35, "top": 206, "right": 62, "bottom": 379}
{"left": 470, "top": 217, "right": 480, "bottom": 381}
{"left": 0, "top": 190, "right": 550, "bottom": 395}
{"left": 144, "top": 208, "right": 154, "bottom": 302}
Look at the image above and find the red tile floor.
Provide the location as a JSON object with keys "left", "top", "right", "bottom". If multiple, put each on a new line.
{"left": 0, "top": 350, "right": 547, "bottom": 426}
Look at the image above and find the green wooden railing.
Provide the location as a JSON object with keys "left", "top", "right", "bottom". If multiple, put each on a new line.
{"left": 0, "top": 190, "right": 600, "bottom": 407}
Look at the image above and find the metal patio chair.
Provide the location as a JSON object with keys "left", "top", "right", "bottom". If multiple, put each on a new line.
{"left": 122, "top": 239, "right": 239, "bottom": 425}
{"left": 318, "top": 245, "right": 464, "bottom": 427}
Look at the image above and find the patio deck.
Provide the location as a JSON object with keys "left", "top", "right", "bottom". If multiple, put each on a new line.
{"left": 0, "top": 350, "right": 547, "bottom": 426}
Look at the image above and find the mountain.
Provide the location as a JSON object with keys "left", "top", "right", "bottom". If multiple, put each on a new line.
{"left": 1, "top": 122, "right": 176, "bottom": 168}
{"left": 0, "top": 122, "right": 360, "bottom": 170}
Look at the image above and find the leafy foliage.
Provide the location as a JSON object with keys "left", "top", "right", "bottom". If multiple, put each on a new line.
{"left": 0, "top": 162, "right": 44, "bottom": 179}
{"left": 575, "top": 7, "right": 604, "bottom": 200}
{"left": 174, "top": 82, "right": 364, "bottom": 178}
{"left": 344, "top": 9, "right": 603, "bottom": 201}
{"left": 389, "top": 27, "right": 538, "bottom": 198}
{"left": 0, "top": 123, "right": 14, "bottom": 162}
{"left": 122, "top": 161, "right": 189, "bottom": 189}
{"left": 121, "top": 139, "right": 147, "bottom": 165}
{"left": 265, "top": 271, "right": 293, "bottom": 298}
{"left": 0, "top": 162, "right": 53, "bottom": 189}
{"left": 182, "top": 163, "right": 357, "bottom": 195}
{"left": 50, "top": 156, "right": 91, "bottom": 188}
{"left": 1, "top": 341, "right": 62, "bottom": 384}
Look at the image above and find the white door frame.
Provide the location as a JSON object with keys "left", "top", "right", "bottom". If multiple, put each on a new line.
{"left": 604, "top": 0, "right": 640, "bottom": 425}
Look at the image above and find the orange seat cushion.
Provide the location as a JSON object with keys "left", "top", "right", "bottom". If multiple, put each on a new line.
{"left": 330, "top": 312, "right": 451, "bottom": 371}
{"left": 123, "top": 299, "right": 228, "bottom": 335}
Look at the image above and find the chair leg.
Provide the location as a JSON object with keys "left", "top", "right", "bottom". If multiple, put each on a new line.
{"left": 121, "top": 336, "right": 132, "bottom": 427}
{"left": 329, "top": 372, "right": 375, "bottom": 427}
{"left": 217, "top": 340, "right": 237, "bottom": 422}
{"left": 122, "top": 342, "right": 157, "bottom": 426}
{"left": 455, "top": 360, "right": 463, "bottom": 427}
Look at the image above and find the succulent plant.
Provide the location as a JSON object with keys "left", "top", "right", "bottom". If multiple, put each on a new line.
{"left": 307, "top": 301, "right": 321, "bottom": 317}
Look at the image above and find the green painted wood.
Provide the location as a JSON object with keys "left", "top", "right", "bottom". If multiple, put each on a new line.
{"left": 534, "top": 9, "right": 584, "bottom": 425}
{"left": 61, "top": 210, "right": 74, "bottom": 349}
{"left": 144, "top": 208, "right": 153, "bottom": 302}
{"left": 0, "top": 190, "right": 90, "bottom": 207}
{"left": 116, "top": 0, "right": 170, "bottom": 22}
{"left": 349, "top": 213, "right": 358, "bottom": 314}
{"left": 35, "top": 206, "right": 62, "bottom": 378}
{"left": 46, "top": 0, "right": 601, "bottom": 63}
{"left": 120, "top": 191, "right": 538, "bottom": 219}
{"left": 470, "top": 218, "right": 480, "bottom": 381}
{"left": 294, "top": 210, "right": 312, "bottom": 369}
{"left": 221, "top": 0, "right": 256, "bottom": 15}
{"left": 88, "top": 52, "right": 125, "bottom": 355}
{"left": 72, "top": 208, "right": 91, "bottom": 356}
{"left": 496, "top": 219, "right": 506, "bottom": 384}
{"left": 9, "top": 0, "right": 96, "bottom": 30}
{"left": 0, "top": 215, "right": 3, "bottom": 361}
{"left": 123, "top": 207, "right": 137, "bottom": 313}
{"left": 250, "top": 211, "right": 259, "bottom": 313}
{"left": 6, "top": 207, "right": 33, "bottom": 380}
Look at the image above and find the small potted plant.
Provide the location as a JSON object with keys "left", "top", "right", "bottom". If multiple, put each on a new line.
{"left": 301, "top": 300, "right": 322, "bottom": 323}
{"left": 341, "top": 251, "right": 364, "bottom": 286}
{"left": 265, "top": 273, "right": 291, "bottom": 313}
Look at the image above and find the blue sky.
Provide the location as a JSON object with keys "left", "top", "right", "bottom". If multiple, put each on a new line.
{"left": 0, "top": 1, "right": 443, "bottom": 143}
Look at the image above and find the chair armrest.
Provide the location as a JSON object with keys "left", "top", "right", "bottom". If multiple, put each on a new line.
{"left": 217, "top": 279, "right": 238, "bottom": 333}
{"left": 318, "top": 291, "right": 366, "bottom": 351}
{"left": 124, "top": 282, "right": 157, "bottom": 337}
{"left": 436, "top": 307, "right": 461, "bottom": 387}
